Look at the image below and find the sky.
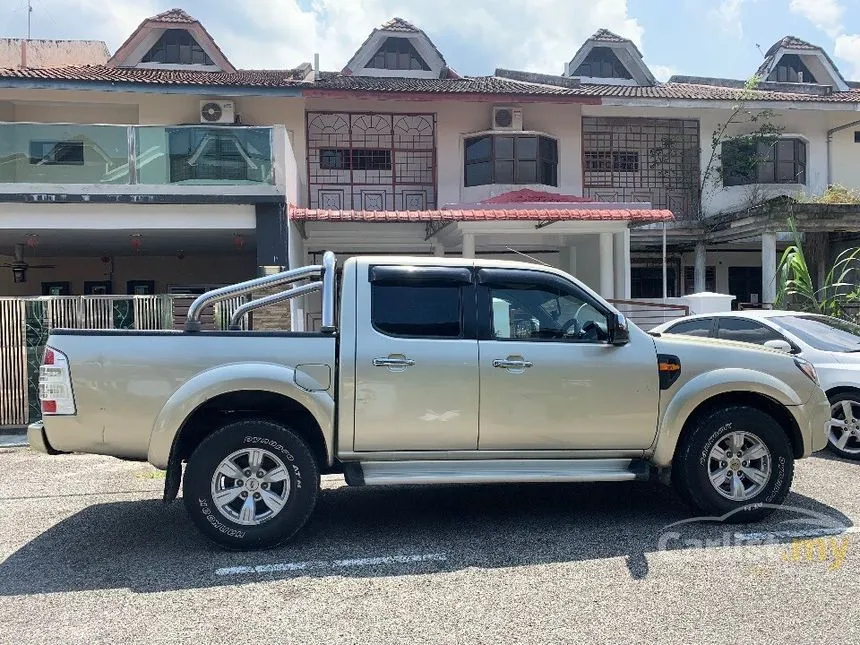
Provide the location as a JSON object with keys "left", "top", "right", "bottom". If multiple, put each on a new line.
{"left": 2, "top": 0, "right": 860, "bottom": 82}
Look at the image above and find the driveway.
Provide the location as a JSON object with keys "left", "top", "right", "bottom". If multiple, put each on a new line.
{"left": 0, "top": 447, "right": 858, "bottom": 644}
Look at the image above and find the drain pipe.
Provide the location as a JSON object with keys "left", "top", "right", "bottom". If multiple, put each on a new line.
{"left": 827, "top": 118, "right": 860, "bottom": 187}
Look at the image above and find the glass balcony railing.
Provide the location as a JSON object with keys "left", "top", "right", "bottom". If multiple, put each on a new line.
{"left": 0, "top": 123, "right": 275, "bottom": 187}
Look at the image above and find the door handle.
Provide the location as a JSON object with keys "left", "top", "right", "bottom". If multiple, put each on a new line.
{"left": 493, "top": 359, "right": 533, "bottom": 369}
{"left": 372, "top": 357, "right": 416, "bottom": 368}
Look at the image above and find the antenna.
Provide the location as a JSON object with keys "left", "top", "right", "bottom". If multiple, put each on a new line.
{"left": 755, "top": 43, "right": 764, "bottom": 58}
{"left": 27, "top": 0, "right": 32, "bottom": 39}
{"left": 505, "top": 246, "right": 550, "bottom": 267}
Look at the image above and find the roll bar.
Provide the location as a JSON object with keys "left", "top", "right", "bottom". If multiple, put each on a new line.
{"left": 185, "top": 251, "right": 337, "bottom": 333}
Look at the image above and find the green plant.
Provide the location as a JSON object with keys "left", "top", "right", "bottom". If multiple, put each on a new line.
{"left": 797, "top": 184, "right": 860, "bottom": 205}
{"left": 775, "top": 220, "right": 860, "bottom": 318}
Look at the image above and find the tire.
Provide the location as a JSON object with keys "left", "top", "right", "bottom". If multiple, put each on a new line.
{"left": 672, "top": 405, "right": 794, "bottom": 523}
{"left": 826, "top": 392, "right": 860, "bottom": 460}
{"left": 182, "top": 418, "right": 319, "bottom": 550}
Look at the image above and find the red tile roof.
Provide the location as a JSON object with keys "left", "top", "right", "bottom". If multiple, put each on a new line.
{"left": 478, "top": 188, "right": 595, "bottom": 203}
{"left": 290, "top": 207, "right": 673, "bottom": 223}
{"left": 380, "top": 18, "right": 421, "bottom": 33}
{"left": 150, "top": 8, "right": 197, "bottom": 24}
{"left": 0, "top": 65, "right": 307, "bottom": 86}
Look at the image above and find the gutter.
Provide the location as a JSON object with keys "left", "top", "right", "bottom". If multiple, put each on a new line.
{"left": 0, "top": 78, "right": 305, "bottom": 97}
{"left": 827, "top": 118, "right": 860, "bottom": 186}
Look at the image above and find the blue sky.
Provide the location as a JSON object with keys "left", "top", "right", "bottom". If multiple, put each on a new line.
{"left": 2, "top": 0, "right": 859, "bottom": 81}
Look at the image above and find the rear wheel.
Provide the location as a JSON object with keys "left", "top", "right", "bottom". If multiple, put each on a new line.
{"left": 182, "top": 418, "right": 319, "bottom": 550}
{"left": 673, "top": 405, "right": 794, "bottom": 522}
{"left": 827, "top": 392, "right": 860, "bottom": 460}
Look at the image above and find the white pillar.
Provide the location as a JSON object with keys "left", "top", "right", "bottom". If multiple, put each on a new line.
{"left": 288, "top": 221, "right": 307, "bottom": 331}
{"left": 462, "top": 233, "right": 475, "bottom": 259}
{"left": 613, "top": 230, "right": 630, "bottom": 300}
{"left": 762, "top": 231, "right": 777, "bottom": 305}
{"left": 433, "top": 242, "right": 445, "bottom": 257}
{"left": 599, "top": 232, "right": 614, "bottom": 299}
{"left": 558, "top": 245, "right": 577, "bottom": 276}
{"left": 694, "top": 242, "right": 707, "bottom": 293}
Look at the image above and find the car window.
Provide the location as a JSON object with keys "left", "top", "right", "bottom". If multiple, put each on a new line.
{"left": 372, "top": 283, "right": 462, "bottom": 338}
{"left": 716, "top": 317, "right": 783, "bottom": 345}
{"left": 489, "top": 285, "right": 607, "bottom": 342}
{"left": 665, "top": 318, "right": 713, "bottom": 337}
{"left": 773, "top": 315, "right": 860, "bottom": 353}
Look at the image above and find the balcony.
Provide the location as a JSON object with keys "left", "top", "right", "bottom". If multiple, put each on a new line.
{"left": 0, "top": 123, "right": 287, "bottom": 198}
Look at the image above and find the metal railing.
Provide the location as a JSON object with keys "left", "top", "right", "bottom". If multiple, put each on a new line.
{"left": 608, "top": 299, "right": 690, "bottom": 331}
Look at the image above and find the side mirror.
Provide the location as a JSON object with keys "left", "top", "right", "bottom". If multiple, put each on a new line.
{"left": 608, "top": 312, "right": 630, "bottom": 346}
{"left": 763, "top": 339, "right": 794, "bottom": 353}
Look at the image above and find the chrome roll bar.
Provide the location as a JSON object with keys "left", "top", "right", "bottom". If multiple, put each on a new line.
{"left": 185, "top": 250, "right": 338, "bottom": 333}
{"left": 228, "top": 281, "right": 322, "bottom": 330}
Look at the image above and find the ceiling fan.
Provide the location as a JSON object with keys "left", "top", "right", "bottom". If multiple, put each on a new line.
{"left": 1, "top": 243, "right": 57, "bottom": 283}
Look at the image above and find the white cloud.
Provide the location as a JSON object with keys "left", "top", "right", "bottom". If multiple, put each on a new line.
{"left": 835, "top": 34, "right": 860, "bottom": 79}
{"left": 788, "top": 0, "right": 844, "bottom": 38}
{"left": 711, "top": 0, "right": 754, "bottom": 38}
{"left": 22, "top": 0, "right": 646, "bottom": 75}
{"left": 651, "top": 64, "right": 677, "bottom": 82}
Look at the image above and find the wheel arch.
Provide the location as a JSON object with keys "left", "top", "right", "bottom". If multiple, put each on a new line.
{"left": 652, "top": 369, "right": 806, "bottom": 467}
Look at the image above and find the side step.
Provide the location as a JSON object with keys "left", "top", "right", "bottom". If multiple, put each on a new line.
{"left": 346, "top": 459, "right": 650, "bottom": 486}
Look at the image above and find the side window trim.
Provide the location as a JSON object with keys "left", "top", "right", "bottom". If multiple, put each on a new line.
{"left": 475, "top": 267, "right": 611, "bottom": 343}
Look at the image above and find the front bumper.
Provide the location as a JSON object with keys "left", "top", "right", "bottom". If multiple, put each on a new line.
{"left": 27, "top": 421, "right": 65, "bottom": 455}
{"left": 791, "top": 389, "right": 831, "bottom": 456}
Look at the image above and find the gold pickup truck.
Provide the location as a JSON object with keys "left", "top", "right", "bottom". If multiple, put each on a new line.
{"left": 30, "top": 253, "right": 830, "bottom": 550}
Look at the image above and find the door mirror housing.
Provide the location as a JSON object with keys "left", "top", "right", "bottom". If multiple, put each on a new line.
{"left": 763, "top": 339, "right": 794, "bottom": 353}
{"left": 608, "top": 312, "right": 630, "bottom": 346}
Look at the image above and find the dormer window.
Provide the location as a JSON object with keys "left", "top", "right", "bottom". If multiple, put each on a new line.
{"left": 368, "top": 37, "right": 430, "bottom": 71}
{"left": 768, "top": 54, "right": 816, "bottom": 83}
{"left": 573, "top": 47, "right": 632, "bottom": 79}
{"left": 142, "top": 29, "right": 214, "bottom": 66}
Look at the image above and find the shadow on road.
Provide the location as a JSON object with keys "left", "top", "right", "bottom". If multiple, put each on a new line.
{"left": 0, "top": 480, "right": 851, "bottom": 595}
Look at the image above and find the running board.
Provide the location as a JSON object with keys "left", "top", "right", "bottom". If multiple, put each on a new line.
{"left": 349, "top": 459, "right": 650, "bottom": 486}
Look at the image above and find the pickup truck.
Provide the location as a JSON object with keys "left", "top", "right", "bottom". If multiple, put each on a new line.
{"left": 30, "top": 252, "right": 830, "bottom": 550}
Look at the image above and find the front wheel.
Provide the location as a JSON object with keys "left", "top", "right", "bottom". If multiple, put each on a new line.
{"left": 673, "top": 405, "right": 794, "bottom": 522}
{"left": 827, "top": 392, "right": 860, "bottom": 460}
{"left": 182, "top": 418, "right": 320, "bottom": 550}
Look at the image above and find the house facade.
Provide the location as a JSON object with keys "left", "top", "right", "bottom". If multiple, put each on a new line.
{"left": 1, "top": 9, "right": 860, "bottom": 319}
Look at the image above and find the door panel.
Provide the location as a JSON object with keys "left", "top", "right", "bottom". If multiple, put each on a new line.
{"left": 353, "top": 265, "right": 479, "bottom": 451}
{"left": 477, "top": 269, "right": 659, "bottom": 450}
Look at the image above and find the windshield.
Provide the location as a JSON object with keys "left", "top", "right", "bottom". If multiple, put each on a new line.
{"left": 772, "top": 315, "right": 860, "bottom": 353}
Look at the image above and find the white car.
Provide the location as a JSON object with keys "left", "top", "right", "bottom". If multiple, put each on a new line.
{"left": 652, "top": 310, "right": 860, "bottom": 460}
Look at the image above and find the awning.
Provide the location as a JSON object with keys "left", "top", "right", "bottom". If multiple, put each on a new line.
{"left": 289, "top": 207, "right": 673, "bottom": 223}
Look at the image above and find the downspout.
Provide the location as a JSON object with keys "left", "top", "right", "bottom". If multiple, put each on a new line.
{"left": 826, "top": 118, "right": 860, "bottom": 187}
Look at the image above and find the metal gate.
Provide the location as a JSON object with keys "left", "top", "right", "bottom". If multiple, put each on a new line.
{"left": 0, "top": 294, "right": 245, "bottom": 427}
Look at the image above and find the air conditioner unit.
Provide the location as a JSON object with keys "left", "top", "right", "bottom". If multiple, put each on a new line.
{"left": 199, "top": 100, "right": 235, "bottom": 124}
{"left": 492, "top": 106, "right": 523, "bottom": 131}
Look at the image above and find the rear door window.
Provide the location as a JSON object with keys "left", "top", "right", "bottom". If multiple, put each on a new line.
{"left": 665, "top": 318, "right": 714, "bottom": 337}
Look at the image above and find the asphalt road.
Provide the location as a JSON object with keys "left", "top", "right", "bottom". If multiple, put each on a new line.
{"left": 1, "top": 447, "right": 858, "bottom": 645}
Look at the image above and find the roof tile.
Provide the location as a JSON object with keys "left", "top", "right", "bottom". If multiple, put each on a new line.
{"left": 151, "top": 8, "right": 197, "bottom": 24}
{"left": 290, "top": 207, "right": 673, "bottom": 223}
{"left": 380, "top": 17, "right": 421, "bottom": 33}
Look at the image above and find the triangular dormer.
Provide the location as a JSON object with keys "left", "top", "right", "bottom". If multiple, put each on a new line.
{"left": 564, "top": 28, "right": 654, "bottom": 86}
{"left": 343, "top": 18, "right": 448, "bottom": 79}
{"left": 756, "top": 36, "right": 848, "bottom": 91}
{"left": 107, "top": 8, "right": 235, "bottom": 73}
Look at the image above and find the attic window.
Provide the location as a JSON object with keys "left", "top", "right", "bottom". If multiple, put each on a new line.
{"left": 573, "top": 47, "right": 631, "bottom": 79}
{"left": 367, "top": 37, "right": 430, "bottom": 71}
{"left": 142, "top": 29, "right": 214, "bottom": 65}
{"left": 768, "top": 54, "right": 817, "bottom": 83}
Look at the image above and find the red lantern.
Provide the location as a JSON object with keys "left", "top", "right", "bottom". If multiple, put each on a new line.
{"left": 233, "top": 233, "right": 245, "bottom": 250}
{"left": 130, "top": 233, "right": 142, "bottom": 253}
{"left": 25, "top": 234, "right": 39, "bottom": 249}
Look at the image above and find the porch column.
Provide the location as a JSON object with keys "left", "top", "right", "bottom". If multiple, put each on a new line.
{"left": 599, "top": 232, "right": 614, "bottom": 299}
{"left": 558, "top": 245, "right": 577, "bottom": 276}
{"left": 613, "top": 230, "right": 631, "bottom": 300}
{"left": 462, "top": 233, "right": 475, "bottom": 259}
{"left": 288, "top": 219, "right": 307, "bottom": 331}
{"left": 433, "top": 242, "right": 445, "bottom": 257}
{"left": 762, "top": 231, "right": 777, "bottom": 306}
{"left": 694, "top": 242, "right": 707, "bottom": 293}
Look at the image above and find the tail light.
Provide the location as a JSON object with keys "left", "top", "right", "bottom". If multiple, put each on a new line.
{"left": 39, "top": 347, "right": 76, "bottom": 415}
